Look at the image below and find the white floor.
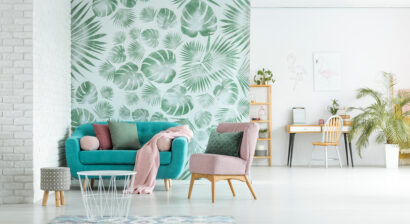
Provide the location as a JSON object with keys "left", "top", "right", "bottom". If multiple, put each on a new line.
{"left": 1, "top": 166, "right": 410, "bottom": 224}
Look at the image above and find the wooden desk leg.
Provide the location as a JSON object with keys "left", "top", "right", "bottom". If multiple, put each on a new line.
{"left": 289, "top": 133, "right": 295, "bottom": 168}
{"left": 349, "top": 141, "right": 354, "bottom": 167}
{"left": 287, "top": 133, "right": 292, "bottom": 166}
{"left": 343, "top": 133, "right": 350, "bottom": 167}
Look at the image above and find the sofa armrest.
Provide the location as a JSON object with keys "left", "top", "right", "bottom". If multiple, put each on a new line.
{"left": 157, "top": 136, "right": 188, "bottom": 179}
{"left": 65, "top": 136, "right": 83, "bottom": 178}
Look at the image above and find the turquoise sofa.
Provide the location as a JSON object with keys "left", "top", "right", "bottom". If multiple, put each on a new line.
{"left": 65, "top": 121, "right": 188, "bottom": 180}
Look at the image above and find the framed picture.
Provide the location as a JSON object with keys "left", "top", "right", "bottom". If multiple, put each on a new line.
{"left": 313, "top": 52, "right": 341, "bottom": 91}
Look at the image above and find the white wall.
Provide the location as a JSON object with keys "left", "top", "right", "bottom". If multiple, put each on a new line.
{"left": 33, "top": 0, "right": 71, "bottom": 202}
{"left": 250, "top": 7, "right": 410, "bottom": 166}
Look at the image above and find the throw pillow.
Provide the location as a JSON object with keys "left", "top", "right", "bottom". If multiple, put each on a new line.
{"left": 158, "top": 136, "right": 171, "bottom": 151}
{"left": 108, "top": 121, "right": 141, "bottom": 150}
{"left": 92, "top": 123, "right": 113, "bottom": 149}
{"left": 205, "top": 130, "right": 243, "bottom": 157}
{"left": 80, "top": 136, "right": 100, "bottom": 151}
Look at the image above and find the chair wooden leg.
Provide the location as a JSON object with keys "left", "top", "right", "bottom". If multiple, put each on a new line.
{"left": 244, "top": 175, "right": 257, "bottom": 200}
{"left": 55, "top": 191, "right": 61, "bottom": 207}
{"left": 188, "top": 175, "right": 195, "bottom": 199}
{"left": 42, "top": 191, "right": 49, "bottom": 206}
{"left": 60, "top": 191, "right": 65, "bottom": 205}
{"left": 90, "top": 179, "right": 95, "bottom": 189}
{"left": 82, "top": 179, "right": 88, "bottom": 191}
{"left": 164, "top": 179, "right": 169, "bottom": 191}
{"left": 227, "top": 179, "right": 236, "bottom": 197}
{"left": 168, "top": 179, "right": 172, "bottom": 189}
{"left": 211, "top": 176, "right": 215, "bottom": 203}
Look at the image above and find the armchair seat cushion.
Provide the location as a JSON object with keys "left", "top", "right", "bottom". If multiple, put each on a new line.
{"left": 189, "top": 153, "right": 247, "bottom": 175}
{"left": 79, "top": 150, "right": 171, "bottom": 165}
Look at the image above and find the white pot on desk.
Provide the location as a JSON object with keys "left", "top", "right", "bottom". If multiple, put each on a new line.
{"left": 385, "top": 144, "right": 399, "bottom": 168}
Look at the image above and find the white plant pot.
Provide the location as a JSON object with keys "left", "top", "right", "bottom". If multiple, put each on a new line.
{"left": 385, "top": 144, "right": 400, "bottom": 168}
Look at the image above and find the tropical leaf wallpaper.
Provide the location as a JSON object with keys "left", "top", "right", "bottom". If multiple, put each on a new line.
{"left": 71, "top": 0, "right": 250, "bottom": 178}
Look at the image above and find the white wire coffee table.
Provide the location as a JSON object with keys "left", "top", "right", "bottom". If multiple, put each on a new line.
{"left": 77, "top": 170, "right": 136, "bottom": 221}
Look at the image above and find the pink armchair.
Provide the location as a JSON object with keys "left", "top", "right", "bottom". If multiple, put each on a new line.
{"left": 188, "top": 122, "right": 260, "bottom": 203}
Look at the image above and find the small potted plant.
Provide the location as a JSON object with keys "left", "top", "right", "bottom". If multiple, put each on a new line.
{"left": 259, "top": 129, "right": 269, "bottom": 138}
{"left": 349, "top": 72, "right": 410, "bottom": 168}
{"left": 328, "top": 99, "right": 340, "bottom": 115}
{"left": 254, "top": 68, "right": 275, "bottom": 85}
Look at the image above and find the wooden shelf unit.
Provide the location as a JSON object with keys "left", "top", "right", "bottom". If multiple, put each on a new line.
{"left": 250, "top": 85, "right": 272, "bottom": 166}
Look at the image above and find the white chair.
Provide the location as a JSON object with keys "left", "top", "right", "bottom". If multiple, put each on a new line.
{"left": 310, "top": 115, "right": 344, "bottom": 168}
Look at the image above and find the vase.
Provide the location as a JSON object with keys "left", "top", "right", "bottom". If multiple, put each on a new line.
{"left": 385, "top": 144, "right": 400, "bottom": 168}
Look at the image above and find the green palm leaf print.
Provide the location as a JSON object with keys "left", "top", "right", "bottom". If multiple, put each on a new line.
{"left": 100, "top": 86, "right": 114, "bottom": 100}
{"left": 127, "top": 41, "right": 145, "bottom": 62}
{"left": 151, "top": 112, "right": 168, "bottom": 121}
{"left": 181, "top": 0, "right": 217, "bottom": 38}
{"left": 129, "top": 27, "right": 141, "bottom": 39}
{"left": 142, "top": 83, "right": 161, "bottom": 106}
{"left": 112, "top": 8, "right": 135, "bottom": 27}
{"left": 171, "top": 117, "right": 196, "bottom": 132}
{"left": 163, "top": 32, "right": 182, "bottom": 49}
{"left": 99, "top": 61, "right": 116, "bottom": 81}
{"left": 113, "top": 31, "right": 126, "bottom": 44}
{"left": 140, "top": 7, "right": 156, "bottom": 22}
{"left": 216, "top": 107, "right": 241, "bottom": 122}
{"left": 113, "top": 62, "right": 144, "bottom": 90}
{"left": 71, "top": 108, "right": 95, "bottom": 130}
{"left": 141, "top": 29, "right": 159, "bottom": 48}
{"left": 126, "top": 93, "right": 139, "bottom": 105}
{"left": 92, "top": 0, "right": 118, "bottom": 17}
{"left": 141, "top": 49, "right": 176, "bottom": 83}
{"left": 213, "top": 79, "right": 239, "bottom": 104}
{"left": 221, "top": 0, "right": 250, "bottom": 52}
{"left": 237, "top": 97, "right": 249, "bottom": 118}
{"left": 120, "top": 0, "right": 137, "bottom": 8}
{"left": 181, "top": 36, "right": 238, "bottom": 92}
{"left": 194, "top": 111, "right": 212, "bottom": 128}
{"left": 161, "top": 85, "right": 193, "bottom": 116}
{"left": 71, "top": 1, "right": 106, "bottom": 80}
{"left": 109, "top": 45, "right": 126, "bottom": 63}
{"left": 75, "top": 81, "right": 98, "bottom": 104}
{"left": 237, "top": 58, "right": 249, "bottom": 95}
{"left": 197, "top": 93, "right": 214, "bottom": 107}
{"left": 119, "top": 105, "right": 131, "bottom": 119}
{"left": 94, "top": 101, "right": 114, "bottom": 119}
{"left": 157, "top": 8, "right": 177, "bottom": 29}
{"left": 132, "top": 109, "right": 149, "bottom": 121}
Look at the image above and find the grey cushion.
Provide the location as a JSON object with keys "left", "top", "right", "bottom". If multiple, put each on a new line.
{"left": 40, "top": 167, "right": 71, "bottom": 191}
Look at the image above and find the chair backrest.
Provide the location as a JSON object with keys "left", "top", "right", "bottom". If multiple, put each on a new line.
{"left": 216, "top": 122, "right": 260, "bottom": 175}
{"left": 322, "top": 115, "right": 343, "bottom": 144}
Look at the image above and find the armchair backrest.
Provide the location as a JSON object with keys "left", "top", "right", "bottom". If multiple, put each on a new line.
{"left": 217, "top": 122, "right": 260, "bottom": 174}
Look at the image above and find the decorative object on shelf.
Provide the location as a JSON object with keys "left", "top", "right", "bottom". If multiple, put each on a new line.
{"left": 41, "top": 167, "right": 71, "bottom": 207}
{"left": 328, "top": 99, "right": 340, "bottom": 115}
{"left": 249, "top": 85, "right": 272, "bottom": 166}
{"left": 318, "top": 119, "right": 324, "bottom": 125}
{"left": 250, "top": 93, "right": 256, "bottom": 103}
{"left": 292, "top": 107, "right": 306, "bottom": 124}
{"left": 339, "top": 107, "right": 347, "bottom": 116}
{"left": 313, "top": 52, "right": 342, "bottom": 91}
{"left": 251, "top": 117, "right": 261, "bottom": 121}
{"left": 254, "top": 68, "right": 274, "bottom": 85}
{"left": 257, "top": 106, "right": 266, "bottom": 120}
{"left": 255, "top": 144, "right": 267, "bottom": 156}
{"left": 349, "top": 72, "right": 410, "bottom": 168}
{"left": 259, "top": 129, "right": 268, "bottom": 138}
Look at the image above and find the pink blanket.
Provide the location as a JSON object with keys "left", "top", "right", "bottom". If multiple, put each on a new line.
{"left": 128, "top": 125, "right": 193, "bottom": 194}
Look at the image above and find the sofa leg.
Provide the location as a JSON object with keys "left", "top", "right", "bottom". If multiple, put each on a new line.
{"left": 164, "top": 179, "right": 169, "bottom": 191}
{"left": 82, "top": 179, "right": 87, "bottom": 191}
{"left": 244, "top": 175, "right": 257, "bottom": 200}
{"left": 227, "top": 179, "right": 236, "bottom": 197}
{"left": 188, "top": 174, "right": 195, "bottom": 199}
{"left": 168, "top": 179, "right": 172, "bottom": 189}
{"left": 90, "top": 179, "right": 95, "bottom": 189}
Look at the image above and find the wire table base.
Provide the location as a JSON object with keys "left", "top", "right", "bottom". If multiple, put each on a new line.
{"left": 77, "top": 170, "right": 136, "bottom": 221}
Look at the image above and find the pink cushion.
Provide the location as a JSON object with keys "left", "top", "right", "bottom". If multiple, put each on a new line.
{"left": 158, "top": 136, "right": 171, "bottom": 151}
{"left": 80, "top": 136, "right": 99, "bottom": 151}
{"left": 92, "top": 123, "right": 113, "bottom": 149}
{"left": 189, "top": 153, "right": 247, "bottom": 175}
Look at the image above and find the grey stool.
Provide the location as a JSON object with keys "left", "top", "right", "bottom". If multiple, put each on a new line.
{"left": 41, "top": 167, "right": 71, "bottom": 207}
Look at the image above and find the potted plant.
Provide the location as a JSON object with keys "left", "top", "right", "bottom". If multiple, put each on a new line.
{"left": 349, "top": 73, "right": 410, "bottom": 168}
{"left": 328, "top": 99, "right": 340, "bottom": 115}
{"left": 254, "top": 68, "right": 275, "bottom": 85}
{"left": 259, "top": 129, "right": 268, "bottom": 138}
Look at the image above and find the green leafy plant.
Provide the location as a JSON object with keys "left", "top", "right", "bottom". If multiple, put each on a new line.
{"left": 254, "top": 68, "right": 274, "bottom": 85}
{"left": 349, "top": 72, "right": 410, "bottom": 156}
{"left": 328, "top": 99, "right": 340, "bottom": 115}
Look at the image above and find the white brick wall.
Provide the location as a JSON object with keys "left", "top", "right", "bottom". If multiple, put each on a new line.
{"left": 0, "top": 0, "right": 33, "bottom": 204}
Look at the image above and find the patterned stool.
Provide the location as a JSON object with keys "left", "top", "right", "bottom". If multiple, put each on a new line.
{"left": 41, "top": 167, "right": 71, "bottom": 207}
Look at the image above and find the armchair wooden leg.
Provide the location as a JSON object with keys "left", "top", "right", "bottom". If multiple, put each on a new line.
{"left": 90, "top": 179, "right": 95, "bottom": 189}
{"left": 55, "top": 191, "right": 61, "bottom": 207}
{"left": 168, "top": 179, "right": 172, "bottom": 189}
{"left": 164, "top": 179, "right": 169, "bottom": 191}
{"left": 82, "top": 179, "right": 87, "bottom": 191}
{"left": 60, "top": 191, "right": 65, "bottom": 205}
{"left": 188, "top": 174, "right": 195, "bottom": 199}
{"left": 211, "top": 176, "right": 215, "bottom": 203}
{"left": 227, "top": 179, "right": 236, "bottom": 197}
{"left": 42, "top": 191, "right": 49, "bottom": 206}
{"left": 244, "top": 175, "right": 257, "bottom": 200}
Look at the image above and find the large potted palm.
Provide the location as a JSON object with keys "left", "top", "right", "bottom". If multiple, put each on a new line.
{"left": 349, "top": 73, "right": 410, "bottom": 168}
